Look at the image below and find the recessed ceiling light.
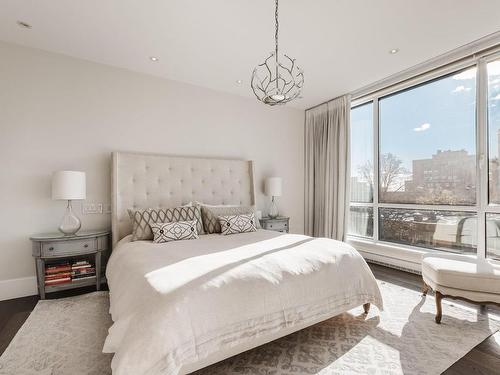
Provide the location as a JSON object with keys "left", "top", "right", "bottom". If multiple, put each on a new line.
{"left": 389, "top": 48, "right": 399, "bottom": 55}
{"left": 149, "top": 56, "right": 159, "bottom": 62}
{"left": 17, "top": 21, "right": 32, "bottom": 29}
{"left": 236, "top": 79, "right": 243, "bottom": 84}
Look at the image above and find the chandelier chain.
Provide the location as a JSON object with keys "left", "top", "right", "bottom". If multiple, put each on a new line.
{"left": 275, "top": 0, "right": 279, "bottom": 58}
{"left": 274, "top": 0, "right": 279, "bottom": 88}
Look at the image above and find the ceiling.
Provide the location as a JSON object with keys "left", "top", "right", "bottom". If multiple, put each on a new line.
{"left": 1, "top": 0, "right": 499, "bottom": 109}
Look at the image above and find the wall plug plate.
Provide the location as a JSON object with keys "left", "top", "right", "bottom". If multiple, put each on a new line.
{"left": 82, "top": 203, "right": 103, "bottom": 214}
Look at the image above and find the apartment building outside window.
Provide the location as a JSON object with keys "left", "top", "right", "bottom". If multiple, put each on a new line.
{"left": 348, "top": 52, "right": 500, "bottom": 261}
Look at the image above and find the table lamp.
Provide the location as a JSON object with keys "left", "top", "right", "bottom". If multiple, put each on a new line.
{"left": 52, "top": 171, "right": 86, "bottom": 235}
{"left": 265, "top": 177, "right": 282, "bottom": 219}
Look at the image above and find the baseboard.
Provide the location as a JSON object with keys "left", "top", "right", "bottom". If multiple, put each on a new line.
{"left": 364, "top": 256, "right": 422, "bottom": 275}
{"left": 359, "top": 249, "right": 422, "bottom": 274}
{"left": 0, "top": 276, "right": 37, "bottom": 301}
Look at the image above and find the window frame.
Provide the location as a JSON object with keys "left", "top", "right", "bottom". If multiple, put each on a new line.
{"left": 347, "top": 48, "right": 500, "bottom": 261}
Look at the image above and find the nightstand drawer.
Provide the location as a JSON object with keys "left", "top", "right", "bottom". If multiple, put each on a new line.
{"left": 264, "top": 221, "right": 288, "bottom": 231}
{"left": 41, "top": 238, "right": 97, "bottom": 257}
{"left": 260, "top": 216, "right": 290, "bottom": 233}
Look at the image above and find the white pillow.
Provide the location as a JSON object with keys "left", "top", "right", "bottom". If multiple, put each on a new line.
{"left": 150, "top": 220, "right": 199, "bottom": 243}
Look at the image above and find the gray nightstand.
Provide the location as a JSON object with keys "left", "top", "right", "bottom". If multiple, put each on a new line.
{"left": 260, "top": 216, "right": 290, "bottom": 233}
{"left": 30, "top": 230, "right": 110, "bottom": 299}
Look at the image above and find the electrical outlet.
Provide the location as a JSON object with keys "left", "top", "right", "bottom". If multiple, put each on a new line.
{"left": 83, "top": 203, "right": 103, "bottom": 214}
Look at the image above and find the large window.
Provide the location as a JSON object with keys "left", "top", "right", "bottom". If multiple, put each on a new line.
{"left": 349, "top": 103, "right": 374, "bottom": 238}
{"left": 487, "top": 59, "right": 500, "bottom": 259}
{"left": 349, "top": 206, "right": 373, "bottom": 238}
{"left": 348, "top": 53, "right": 500, "bottom": 260}
{"left": 351, "top": 102, "right": 373, "bottom": 203}
{"left": 379, "top": 69, "right": 476, "bottom": 205}
{"left": 488, "top": 60, "right": 500, "bottom": 203}
{"left": 379, "top": 209, "right": 477, "bottom": 254}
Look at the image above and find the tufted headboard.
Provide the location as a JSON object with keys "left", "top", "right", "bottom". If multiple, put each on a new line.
{"left": 111, "top": 151, "right": 256, "bottom": 247}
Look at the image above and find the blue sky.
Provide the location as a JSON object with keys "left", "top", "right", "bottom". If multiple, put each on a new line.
{"left": 380, "top": 68, "right": 476, "bottom": 170}
{"left": 488, "top": 61, "right": 500, "bottom": 160}
{"left": 351, "top": 64, "right": 500, "bottom": 178}
{"left": 350, "top": 102, "right": 373, "bottom": 176}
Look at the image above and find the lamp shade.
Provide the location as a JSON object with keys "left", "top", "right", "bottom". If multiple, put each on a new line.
{"left": 52, "top": 171, "right": 86, "bottom": 200}
{"left": 265, "top": 177, "right": 282, "bottom": 197}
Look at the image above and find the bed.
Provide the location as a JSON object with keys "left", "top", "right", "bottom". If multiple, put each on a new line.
{"left": 104, "top": 151, "right": 383, "bottom": 375}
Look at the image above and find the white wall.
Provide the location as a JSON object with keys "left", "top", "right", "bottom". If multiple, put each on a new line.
{"left": 0, "top": 42, "right": 305, "bottom": 300}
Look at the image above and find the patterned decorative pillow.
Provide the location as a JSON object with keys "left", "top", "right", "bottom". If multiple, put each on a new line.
{"left": 219, "top": 213, "right": 257, "bottom": 235}
{"left": 128, "top": 205, "right": 204, "bottom": 241}
{"left": 199, "top": 204, "right": 261, "bottom": 234}
{"left": 150, "top": 220, "right": 199, "bottom": 243}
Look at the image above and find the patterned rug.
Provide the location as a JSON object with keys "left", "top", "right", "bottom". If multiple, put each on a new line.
{"left": 0, "top": 281, "right": 498, "bottom": 375}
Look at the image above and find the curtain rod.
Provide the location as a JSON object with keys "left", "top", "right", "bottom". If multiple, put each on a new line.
{"left": 305, "top": 94, "right": 346, "bottom": 112}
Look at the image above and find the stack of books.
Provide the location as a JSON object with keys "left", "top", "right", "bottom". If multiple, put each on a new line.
{"left": 71, "top": 260, "right": 96, "bottom": 281}
{"left": 45, "top": 262, "right": 72, "bottom": 286}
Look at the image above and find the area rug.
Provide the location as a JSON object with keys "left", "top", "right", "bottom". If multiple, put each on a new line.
{"left": 0, "top": 281, "right": 498, "bottom": 375}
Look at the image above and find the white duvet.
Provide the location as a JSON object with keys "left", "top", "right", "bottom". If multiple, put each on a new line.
{"left": 104, "top": 230, "right": 383, "bottom": 375}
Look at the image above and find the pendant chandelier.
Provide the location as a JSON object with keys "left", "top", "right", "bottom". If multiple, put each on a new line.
{"left": 251, "top": 0, "right": 304, "bottom": 106}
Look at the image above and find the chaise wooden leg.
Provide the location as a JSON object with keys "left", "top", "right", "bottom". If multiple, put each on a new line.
{"left": 422, "top": 281, "right": 430, "bottom": 296}
{"left": 363, "top": 303, "right": 370, "bottom": 314}
{"left": 435, "top": 291, "right": 443, "bottom": 324}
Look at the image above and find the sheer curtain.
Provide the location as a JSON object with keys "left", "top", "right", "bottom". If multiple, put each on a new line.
{"left": 305, "top": 95, "right": 350, "bottom": 240}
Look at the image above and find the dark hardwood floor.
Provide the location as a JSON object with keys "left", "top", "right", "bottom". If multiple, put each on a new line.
{"left": 0, "top": 294, "right": 38, "bottom": 356}
{"left": 0, "top": 265, "right": 498, "bottom": 374}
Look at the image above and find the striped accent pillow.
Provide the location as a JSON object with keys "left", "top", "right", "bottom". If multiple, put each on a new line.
{"left": 199, "top": 204, "right": 261, "bottom": 234}
{"left": 219, "top": 213, "right": 257, "bottom": 235}
{"left": 128, "top": 205, "right": 204, "bottom": 241}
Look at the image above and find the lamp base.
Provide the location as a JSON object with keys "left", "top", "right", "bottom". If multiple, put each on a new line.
{"left": 269, "top": 197, "right": 279, "bottom": 219}
{"left": 59, "top": 200, "right": 81, "bottom": 236}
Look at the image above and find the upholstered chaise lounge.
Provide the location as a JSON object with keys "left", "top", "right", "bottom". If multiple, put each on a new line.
{"left": 421, "top": 253, "right": 500, "bottom": 323}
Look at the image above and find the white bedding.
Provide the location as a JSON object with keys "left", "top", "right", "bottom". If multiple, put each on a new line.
{"left": 104, "top": 230, "right": 383, "bottom": 375}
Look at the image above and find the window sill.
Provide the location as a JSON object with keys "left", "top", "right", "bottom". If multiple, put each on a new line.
{"left": 346, "top": 236, "right": 434, "bottom": 273}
